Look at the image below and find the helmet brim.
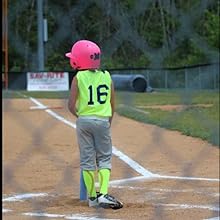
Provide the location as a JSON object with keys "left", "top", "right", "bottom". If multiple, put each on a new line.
{"left": 65, "top": 52, "right": 73, "bottom": 58}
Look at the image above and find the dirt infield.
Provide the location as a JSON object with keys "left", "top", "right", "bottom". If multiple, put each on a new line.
{"left": 3, "top": 98, "right": 219, "bottom": 220}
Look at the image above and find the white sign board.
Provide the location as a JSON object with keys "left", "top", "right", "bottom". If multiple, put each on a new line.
{"left": 27, "top": 72, "right": 69, "bottom": 91}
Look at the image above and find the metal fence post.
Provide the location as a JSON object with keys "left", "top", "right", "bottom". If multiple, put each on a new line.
{"left": 165, "top": 70, "right": 168, "bottom": 89}
{"left": 185, "top": 68, "right": 188, "bottom": 89}
{"left": 213, "top": 64, "right": 216, "bottom": 90}
{"left": 146, "top": 70, "right": 150, "bottom": 88}
{"left": 198, "top": 66, "right": 202, "bottom": 89}
{"left": 37, "top": 0, "right": 44, "bottom": 71}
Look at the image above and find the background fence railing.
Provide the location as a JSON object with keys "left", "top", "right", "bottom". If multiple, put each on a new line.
{"left": 110, "top": 63, "right": 220, "bottom": 90}
{"left": 3, "top": 63, "right": 219, "bottom": 91}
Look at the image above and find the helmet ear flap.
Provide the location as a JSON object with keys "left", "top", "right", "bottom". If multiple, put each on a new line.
{"left": 70, "top": 59, "right": 80, "bottom": 69}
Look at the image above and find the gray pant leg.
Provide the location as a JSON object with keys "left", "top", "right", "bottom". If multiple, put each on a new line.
{"left": 93, "top": 120, "right": 112, "bottom": 170}
{"left": 76, "top": 118, "right": 96, "bottom": 170}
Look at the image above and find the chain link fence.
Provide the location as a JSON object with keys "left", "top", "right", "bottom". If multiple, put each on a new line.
{"left": 3, "top": 0, "right": 220, "bottom": 219}
{"left": 110, "top": 63, "right": 219, "bottom": 90}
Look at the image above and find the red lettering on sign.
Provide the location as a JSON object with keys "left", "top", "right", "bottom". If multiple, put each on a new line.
{"left": 46, "top": 72, "right": 65, "bottom": 78}
{"left": 30, "top": 72, "right": 66, "bottom": 79}
{"left": 31, "top": 73, "right": 44, "bottom": 78}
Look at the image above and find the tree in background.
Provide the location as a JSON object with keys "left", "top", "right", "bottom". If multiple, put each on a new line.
{"left": 7, "top": 0, "right": 219, "bottom": 71}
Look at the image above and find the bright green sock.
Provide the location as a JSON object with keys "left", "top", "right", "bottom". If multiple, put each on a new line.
{"left": 82, "top": 170, "right": 97, "bottom": 198}
{"left": 98, "top": 169, "right": 111, "bottom": 195}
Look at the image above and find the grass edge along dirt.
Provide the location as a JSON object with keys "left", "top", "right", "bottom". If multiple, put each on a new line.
{"left": 116, "top": 90, "right": 219, "bottom": 147}
{"left": 2, "top": 89, "right": 219, "bottom": 147}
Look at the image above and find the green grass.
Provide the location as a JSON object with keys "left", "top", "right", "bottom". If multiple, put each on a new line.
{"left": 3, "top": 89, "right": 220, "bottom": 146}
{"left": 116, "top": 90, "right": 219, "bottom": 146}
{"left": 115, "top": 89, "right": 219, "bottom": 106}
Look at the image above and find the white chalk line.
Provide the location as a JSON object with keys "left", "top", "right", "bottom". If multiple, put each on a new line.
{"left": 153, "top": 203, "right": 219, "bottom": 212}
{"left": 2, "top": 193, "right": 119, "bottom": 219}
{"left": 2, "top": 193, "right": 49, "bottom": 202}
{"left": 3, "top": 192, "right": 219, "bottom": 217}
{"left": 30, "top": 106, "right": 62, "bottom": 110}
{"left": 112, "top": 146, "right": 154, "bottom": 177}
{"left": 22, "top": 212, "right": 119, "bottom": 220}
{"left": 118, "top": 104, "right": 150, "bottom": 115}
{"left": 110, "top": 185, "right": 220, "bottom": 197}
{"left": 204, "top": 218, "right": 220, "bottom": 220}
{"left": 2, "top": 208, "right": 12, "bottom": 213}
{"left": 109, "top": 175, "right": 220, "bottom": 186}
{"left": 30, "top": 97, "right": 77, "bottom": 129}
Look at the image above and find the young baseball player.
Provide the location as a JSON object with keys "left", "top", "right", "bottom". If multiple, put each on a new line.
{"left": 65, "top": 40, "right": 123, "bottom": 209}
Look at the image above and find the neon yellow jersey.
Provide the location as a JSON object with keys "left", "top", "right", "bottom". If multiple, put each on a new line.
{"left": 76, "top": 70, "right": 112, "bottom": 117}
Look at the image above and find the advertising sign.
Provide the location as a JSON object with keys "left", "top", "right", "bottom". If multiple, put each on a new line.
{"left": 27, "top": 72, "right": 69, "bottom": 91}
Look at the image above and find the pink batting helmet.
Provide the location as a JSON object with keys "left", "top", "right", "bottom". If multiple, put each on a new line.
{"left": 65, "top": 40, "right": 101, "bottom": 70}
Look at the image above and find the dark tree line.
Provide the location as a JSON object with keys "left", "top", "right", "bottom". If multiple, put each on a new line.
{"left": 6, "top": 0, "right": 219, "bottom": 71}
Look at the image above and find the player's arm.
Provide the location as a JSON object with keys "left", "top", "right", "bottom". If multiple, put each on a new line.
{"left": 68, "top": 76, "right": 78, "bottom": 117}
{"left": 109, "top": 80, "right": 115, "bottom": 125}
